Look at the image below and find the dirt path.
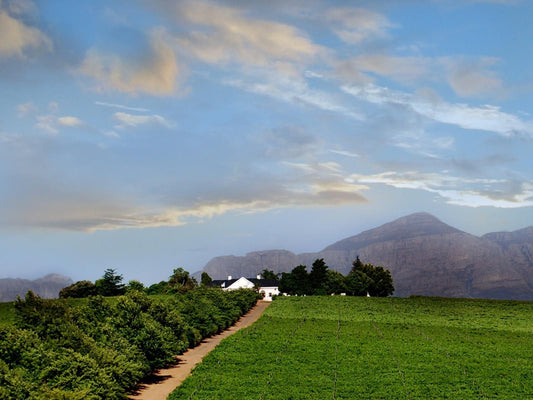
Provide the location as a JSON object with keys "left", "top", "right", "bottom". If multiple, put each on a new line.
{"left": 128, "top": 301, "right": 271, "bottom": 400}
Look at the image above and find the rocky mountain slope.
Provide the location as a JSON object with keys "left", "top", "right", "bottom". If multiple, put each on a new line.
{"left": 202, "top": 213, "right": 533, "bottom": 300}
{"left": 0, "top": 274, "right": 73, "bottom": 302}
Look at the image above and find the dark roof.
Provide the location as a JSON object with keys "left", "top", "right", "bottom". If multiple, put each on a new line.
{"left": 209, "top": 277, "right": 279, "bottom": 288}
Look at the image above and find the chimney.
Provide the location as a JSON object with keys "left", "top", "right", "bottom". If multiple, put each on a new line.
{"left": 227, "top": 275, "right": 232, "bottom": 280}
{"left": 257, "top": 274, "right": 262, "bottom": 280}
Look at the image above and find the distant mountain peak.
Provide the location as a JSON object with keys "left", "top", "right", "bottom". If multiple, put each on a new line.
{"left": 324, "top": 212, "right": 462, "bottom": 252}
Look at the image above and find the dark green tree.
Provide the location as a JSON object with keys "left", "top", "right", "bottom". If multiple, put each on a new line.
{"left": 95, "top": 268, "right": 126, "bottom": 297}
{"left": 260, "top": 269, "right": 279, "bottom": 281}
{"left": 279, "top": 265, "right": 310, "bottom": 296}
{"left": 345, "top": 257, "right": 394, "bottom": 297}
{"left": 309, "top": 258, "right": 329, "bottom": 294}
{"left": 200, "top": 272, "right": 213, "bottom": 287}
{"left": 324, "top": 270, "right": 347, "bottom": 294}
{"left": 59, "top": 280, "right": 97, "bottom": 298}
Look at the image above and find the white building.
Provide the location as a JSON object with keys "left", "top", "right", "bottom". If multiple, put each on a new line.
{"left": 212, "top": 275, "right": 280, "bottom": 301}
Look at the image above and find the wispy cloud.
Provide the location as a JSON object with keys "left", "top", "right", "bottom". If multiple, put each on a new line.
{"left": 176, "top": 0, "right": 322, "bottom": 71}
{"left": 113, "top": 112, "right": 174, "bottom": 130}
{"left": 342, "top": 84, "right": 532, "bottom": 137}
{"left": 95, "top": 101, "right": 150, "bottom": 113}
{"left": 353, "top": 171, "right": 533, "bottom": 208}
{"left": 329, "top": 149, "right": 359, "bottom": 158}
{"left": 80, "top": 29, "right": 179, "bottom": 96}
{"left": 225, "top": 72, "right": 363, "bottom": 120}
{"left": 326, "top": 7, "right": 393, "bottom": 45}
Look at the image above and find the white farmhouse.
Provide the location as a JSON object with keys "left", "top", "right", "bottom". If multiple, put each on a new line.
{"left": 211, "top": 275, "right": 280, "bottom": 301}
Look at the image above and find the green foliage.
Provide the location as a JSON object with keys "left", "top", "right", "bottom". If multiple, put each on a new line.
{"left": 146, "top": 280, "right": 169, "bottom": 295}
{"left": 1, "top": 286, "right": 260, "bottom": 399}
{"left": 279, "top": 257, "right": 394, "bottom": 297}
{"left": 260, "top": 269, "right": 279, "bottom": 281}
{"left": 168, "top": 267, "right": 197, "bottom": 292}
{"left": 169, "top": 296, "right": 533, "bottom": 399}
{"left": 200, "top": 272, "right": 212, "bottom": 286}
{"left": 94, "top": 268, "right": 126, "bottom": 297}
{"left": 309, "top": 258, "right": 328, "bottom": 294}
{"left": 279, "top": 264, "right": 310, "bottom": 296}
{"left": 0, "top": 301, "right": 16, "bottom": 326}
{"left": 126, "top": 280, "right": 145, "bottom": 293}
{"left": 59, "top": 280, "right": 97, "bottom": 299}
{"left": 348, "top": 257, "right": 394, "bottom": 297}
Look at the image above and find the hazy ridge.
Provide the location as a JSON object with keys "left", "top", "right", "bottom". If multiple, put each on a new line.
{"left": 202, "top": 213, "right": 533, "bottom": 300}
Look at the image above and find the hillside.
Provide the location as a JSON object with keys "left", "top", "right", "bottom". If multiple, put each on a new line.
{"left": 202, "top": 213, "right": 533, "bottom": 300}
{"left": 0, "top": 274, "right": 73, "bottom": 302}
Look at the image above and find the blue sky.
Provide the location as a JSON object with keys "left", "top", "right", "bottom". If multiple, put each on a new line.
{"left": 1, "top": 0, "right": 532, "bottom": 285}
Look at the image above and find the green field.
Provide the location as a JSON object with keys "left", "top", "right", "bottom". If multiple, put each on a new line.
{"left": 169, "top": 296, "right": 533, "bottom": 399}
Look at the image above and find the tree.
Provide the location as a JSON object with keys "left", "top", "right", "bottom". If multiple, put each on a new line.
{"left": 309, "top": 258, "right": 329, "bottom": 294}
{"left": 279, "top": 265, "right": 310, "bottom": 296}
{"left": 260, "top": 269, "right": 279, "bottom": 281}
{"left": 59, "top": 280, "right": 97, "bottom": 298}
{"left": 168, "top": 268, "right": 196, "bottom": 292}
{"left": 95, "top": 268, "right": 126, "bottom": 297}
{"left": 126, "top": 280, "right": 145, "bottom": 293}
{"left": 324, "top": 270, "right": 347, "bottom": 295}
{"left": 200, "top": 272, "right": 212, "bottom": 287}
{"left": 364, "top": 265, "right": 394, "bottom": 297}
{"left": 346, "top": 257, "right": 394, "bottom": 297}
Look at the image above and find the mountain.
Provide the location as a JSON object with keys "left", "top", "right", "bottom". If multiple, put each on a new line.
{"left": 0, "top": 274, "right": 73, "bottom": 302}
{"left": 202, "top": 213, "right": 533, "bottom": 300}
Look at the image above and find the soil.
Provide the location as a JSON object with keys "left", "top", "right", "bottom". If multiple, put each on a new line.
{"left": 128, "top": 300, "right": 271, "bottom": 400}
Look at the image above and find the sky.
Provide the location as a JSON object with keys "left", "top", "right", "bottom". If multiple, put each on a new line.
{"left": 1, "top": 0, "right": 532, "bottom": 285}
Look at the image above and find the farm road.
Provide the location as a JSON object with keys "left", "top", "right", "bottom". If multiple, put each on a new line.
{"left": 129, "top": 300, "right": 271, "bottom": 400}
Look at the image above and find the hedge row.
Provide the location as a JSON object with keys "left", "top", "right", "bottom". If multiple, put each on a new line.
{"left": 0, "top": 288, "right": 260, "bottom": 399}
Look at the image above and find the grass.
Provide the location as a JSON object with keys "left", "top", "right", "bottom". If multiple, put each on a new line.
{"left": 169, "top": 296, "right": 533, "bottom": 399}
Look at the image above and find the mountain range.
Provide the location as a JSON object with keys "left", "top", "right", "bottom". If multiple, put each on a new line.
{"left": 0, "top": 274, "right": 73, "bottom": 302}
{"left": 202, "top": 213, "right": 533, "bottom": 300}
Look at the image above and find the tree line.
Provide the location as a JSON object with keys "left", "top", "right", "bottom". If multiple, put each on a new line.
{"left": 59, "top": 267, "right": 198, "bottom": 299}
{"left": 276, "top": 257, "right": 394, "bottom": 297}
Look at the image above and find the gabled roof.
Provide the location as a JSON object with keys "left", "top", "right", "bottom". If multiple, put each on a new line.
{"left": 210, "top": 277, "right": 279, "bottom": 288}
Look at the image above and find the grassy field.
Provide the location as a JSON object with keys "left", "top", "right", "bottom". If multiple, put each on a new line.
{"left": 169, "top": 296, "right": 533, "bottom": 399}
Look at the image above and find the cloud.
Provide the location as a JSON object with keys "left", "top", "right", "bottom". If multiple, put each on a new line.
{"left": 0, "top": 130, "right": 369, "bottom": 231}
{"left": 0, "top": 8, "right": 52, "bottom": 58}
{"left": 79, "top": 29, "right": 179, "bottom": 96}
{"left": 329, "top": 149, "right": 359, "bottom": 158}
{"left": 35, "top": 114, "right": 85, "bottom": 134}
{"left": 176, "top": 0, "right": 322, "bottom": 71}
{"left": 443, "top": 57, "right": 504, "bottom": 97}
{"left": 225, "top": 72, "right": 363, "bottom": 120}
{"left": 113, "top": 112, "right": 173, "bottom": 130}
{"left": 353, "top": 171, "right": 533, "bottom": 208}
{"left": 325, "top": 7, "right": 393, "bottom": 45}
{"left": 341, "top": 54, "right": 431, "bottom": 84}
{"left": 57, "top": 116, "right": 84, "bottom": 127}
{"left": 95, "top": 101, "right": 150, "bottom": 113}
{"left": 342, "top": 84, "right": 532, "bottom": 137}
{"left": 17, "top": 101, "right": 38, "bottom": 117}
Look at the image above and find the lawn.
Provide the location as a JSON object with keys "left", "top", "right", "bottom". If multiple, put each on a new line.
{"left": 169, "top": 296, "right": 533, "bottom": 399}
